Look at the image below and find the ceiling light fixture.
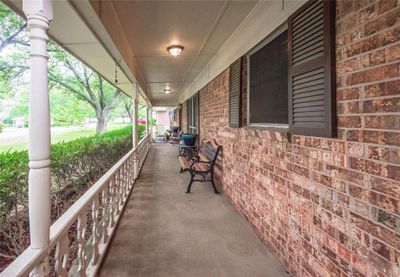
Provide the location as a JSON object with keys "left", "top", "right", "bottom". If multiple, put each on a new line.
{"left": 167, "top": 45, "right": 184, "bottom": 57}
{"left": 164, "top": 89, "right": 171, "bottom": 94}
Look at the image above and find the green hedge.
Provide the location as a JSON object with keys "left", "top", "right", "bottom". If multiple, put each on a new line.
{"left": 0, "top": 124, "right": 146, "bottom": 224}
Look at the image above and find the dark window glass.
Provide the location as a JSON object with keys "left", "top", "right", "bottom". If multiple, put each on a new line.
{"left": 249, "top": 30, "right": 288, "bottom": 124}
{"left": 187, "top": 94, "right": 198, "bottom": 134}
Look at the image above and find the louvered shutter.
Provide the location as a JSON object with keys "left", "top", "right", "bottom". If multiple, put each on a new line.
{"left": 229, "top": 58, "right": 243, "bottom": 128}
{"left": 288, "top": 0, "right": 336, "bottom": 137}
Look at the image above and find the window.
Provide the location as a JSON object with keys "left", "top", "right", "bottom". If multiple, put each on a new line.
{"left": 243, "top": 0, "right": 336, "bottom": 137}
{"left": 187, "top": 93, "right": 199, "bottom": 134}
{"left": 248, "top": 29, "right": 288, "bottom": 126}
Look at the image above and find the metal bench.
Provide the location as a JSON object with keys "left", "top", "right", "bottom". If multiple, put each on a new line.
{"left": 178, "top": 139, "right": 222, "bottom": 194}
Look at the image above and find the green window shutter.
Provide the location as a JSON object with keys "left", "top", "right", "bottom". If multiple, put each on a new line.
{"left": 229, "top": 57, "right": 243, "bottom": 128}
{"left": 288, "top": 0, "right": 336, "bottom": 137}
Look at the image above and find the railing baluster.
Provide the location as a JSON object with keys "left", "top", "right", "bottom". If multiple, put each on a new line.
{"left": 118, "top": 169, "right": 123, "bottom": 210}
{"left": 115, "top": 170, "right": 121, "bottom": 215}
{"left": 127, "top": 158, "right": 131, "bottom": 190}
{"left": 102, "top": 186, "right": 109, "bottom": 244}
{"left": 130, "top": 153, "right": 134, "bottom": 184}
{"left": 109, "top": 178, "right": 116, "bottom": 228}
{"left": 55, "top": 233, "right": 70, "bottom": 277}
{"left": 122, "top": 165, "right": 127, "bottom": 199}
{"left": 77, "top": 211, "right": 88, "bottom": 276}
{"left": 91, "top": 197, "right": 99, "bottom": 265}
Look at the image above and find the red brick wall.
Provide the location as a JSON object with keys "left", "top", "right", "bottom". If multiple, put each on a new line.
{"left": 196, "top": 1, "right": 400, "bottom": 276}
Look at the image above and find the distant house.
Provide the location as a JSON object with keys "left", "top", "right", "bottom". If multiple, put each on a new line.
{"left": 13, "top": 117, "right": 25, "bottom": 128}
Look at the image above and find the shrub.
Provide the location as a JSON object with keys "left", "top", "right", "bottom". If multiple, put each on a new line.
{"left": 0, "top": 125, "right": 146, "bottom": 261}
{"left": 0, "top": 122, "right": 5, "bottom": 133}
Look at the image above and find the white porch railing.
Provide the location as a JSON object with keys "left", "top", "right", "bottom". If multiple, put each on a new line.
{"left": 1, "top": 133, "right": 152, "bottom": 277}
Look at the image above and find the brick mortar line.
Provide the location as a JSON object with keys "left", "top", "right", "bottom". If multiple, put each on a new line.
{"left": 290, "top": 139, "right": 400, "bottom": 151}
{"left": 346, "top": 152, "right": 400, "bottom": 167}
{"left": 351, "top": 221, "right": 400, "bottom": 251}
{"left": 337, "top": 6, "right": 400, "bottom": 39}
{"left": 336, "top": 31, "right": 400, "bottom": 62}
{"left": 338, "top": 64, "right": 400, "bottom": 81}
{"left": 338, "top": 60, "right": 400, "bottom": 77}
{"left": 296, "top": 214, "right": 360, "bottom": 274}
{"left": 337, "top": 19, "right": 400, "bottom": 49}
{"left": 289, "top": 178, "right": 400, "bottom": 250}
{"left": 338, "top": 126, "right": 400, "bottom": 132}
{"left": 337, "top": 95, "right": 400, "bottom": 102}
{"left": 312, "top": 216, "right": 367, "bottom": 258}
{"left": 317, "top": 227, "right": 395, "bottom": 275}
{"left": 283, "top": 158, "right": 399, "bottom": 193}
{"left": 349, "top": 156, "right": 400, "bottom": 167}
{"left": 344, "top": 182, "right": 399, "bottom": 209}
{"left": 337, "top": 112, "right": 400, "bottom": 116}
{"left": 337, "top": 58, "right": 400, "bottom": 76}
{"left": 337, "top": 1, "right": 399, "bottom": 26}
{"left": 337, "top": 40, "right": 400, "bottom": 62}
{"left": 295, "top": 236, "right": 349, "bottom": 276}
{"left": 338, "top": 76, "right": 400, "bottom": 90}
{"left": 336, "top": 40, "right": 400, "bottom": 65}
{"left": 347, "top": 191, "right": 400, "bottom": 222}
{"left": 291, "top": 147, "right": 400, "bottom": 169}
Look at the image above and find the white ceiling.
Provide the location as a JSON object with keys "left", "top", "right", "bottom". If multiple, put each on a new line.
{"left": 111, "top": 0, "right": 258, "bottom": 106}
{"left": 5, "top": 0, "right": 259, "bottom": 106}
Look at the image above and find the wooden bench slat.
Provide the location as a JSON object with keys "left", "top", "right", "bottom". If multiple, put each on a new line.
{"left": 178, "top": 156, "right": 191, "bottom": 169}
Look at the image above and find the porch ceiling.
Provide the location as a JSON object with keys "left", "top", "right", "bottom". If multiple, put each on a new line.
{"left": 110, "top": 0, "right": 258, "bottom": 106}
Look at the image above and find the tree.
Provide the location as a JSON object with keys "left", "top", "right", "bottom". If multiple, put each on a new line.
{"left": 0, "top": 2, "right": 122, "bottom": 134}
{"left": 48, "top": 47, "right": 121, "bottom": 134}
{"left": 124, "top": 97, "right": 133, "bottom": 123}
{"left": 0, "top": 3, "right": 29, "bottom": 122}
{"left": 0, "top": 48, "right": 29, "bottom": 122}
{"left": 0, "top": 3, "right": 28, "bottom": 53}
{"left": 50, "top": 89, "right": 93, "bottom": 126}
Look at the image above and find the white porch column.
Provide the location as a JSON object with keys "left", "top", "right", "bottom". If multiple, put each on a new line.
{"left": 132, "top": 83, "right": 139, "bottom": 178}
{"left": 23, "top": 0, "right": 53, "bottom": 253}
{"left": 145, "top": 101, "right": 149, "bottom": 135}
{"left": 148, "top": 106, "right": 152, "bottom": 139}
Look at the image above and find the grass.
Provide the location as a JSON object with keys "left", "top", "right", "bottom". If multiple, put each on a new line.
{"left": 0, "top": 123, "right": 129, "bottom": 153}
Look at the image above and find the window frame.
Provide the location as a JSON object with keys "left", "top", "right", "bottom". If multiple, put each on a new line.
{"left": 187, "top": 93, "right": 199, "bottom": 135}
{"left": 246, "top": 23, "right": 289, "bottom": 129}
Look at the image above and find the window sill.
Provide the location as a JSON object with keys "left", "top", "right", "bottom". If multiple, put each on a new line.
{"left": 245, "top": 124, "right": 289, "bottom": 134}
{"left": 243, "top": 124, "right": 291, "bottom": 142}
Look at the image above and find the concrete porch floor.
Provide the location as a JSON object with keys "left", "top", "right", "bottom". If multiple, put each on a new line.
{"left": 99, "top": 143, "right": 288, "bottom": 277}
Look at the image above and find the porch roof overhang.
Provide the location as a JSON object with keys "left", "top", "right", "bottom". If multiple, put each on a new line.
{"left": 5, "top": 0, "right": 308, "bottom": 107}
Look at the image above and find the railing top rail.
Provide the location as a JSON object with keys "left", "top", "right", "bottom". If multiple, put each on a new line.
{"left": 138, "top": 132, "right": 151, "bottom": 146}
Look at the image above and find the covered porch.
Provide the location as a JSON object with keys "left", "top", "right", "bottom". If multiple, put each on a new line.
{"left": 1, "top": 0, "right": 400, "bottom": 276}
{"left": 99, "top": 143, "right": 286, "bottom": 277}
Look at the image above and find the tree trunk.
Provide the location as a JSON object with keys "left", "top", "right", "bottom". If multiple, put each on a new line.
{"left": 96, "top": 109, "right": 109, "bottom": 135}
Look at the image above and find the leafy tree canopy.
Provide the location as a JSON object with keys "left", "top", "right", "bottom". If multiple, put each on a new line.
{"left": 0, "top": 2, "right": 134, "bottom": 134}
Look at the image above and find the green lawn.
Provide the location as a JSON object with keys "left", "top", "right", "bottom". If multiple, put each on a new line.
{"left": 0, "top": 124, "right": 129, "bottom": 153}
